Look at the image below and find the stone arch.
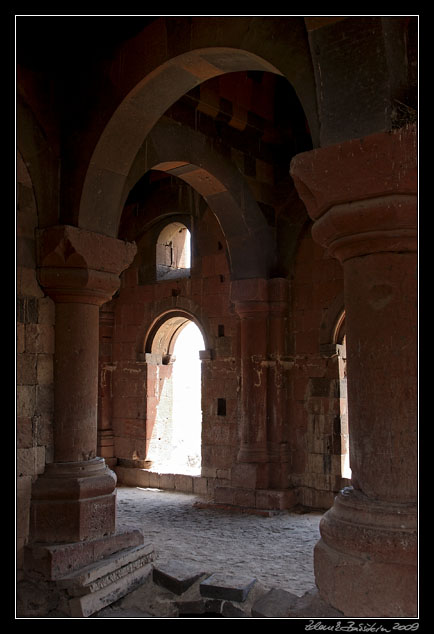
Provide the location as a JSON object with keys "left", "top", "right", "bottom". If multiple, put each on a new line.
{"left": 142, "top": 308, "right": 208, "bottom": 473}
{"left": 78, "top": 35, "right": 317, "bottom": 240}
{"left": 138, "top": 296, "right": 213, "bottom": 360}
{"left": 145, "top": 310, "right": 205, "bottom": 361}
{"left": 124, "top": 117, "right": 275, "bottom": 279}
{"left": 319, "top": 291, "right": 346, "bottom": 349}
{"left": 16, "top": 96, "right": 60, "bottom": 229}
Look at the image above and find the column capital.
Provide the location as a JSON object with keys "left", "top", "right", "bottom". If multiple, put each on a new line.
{"left": 290, "top": 126, "right": 417, "bottom": 262}
{"left": 36, "top": 225, "right": 137, "bottom": 304}
{"left": 290, "top": 125, "right": 417, "bottom": 221}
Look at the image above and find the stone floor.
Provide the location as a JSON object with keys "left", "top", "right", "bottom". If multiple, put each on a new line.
{"left": 114, "top": 486, "right": 323, "bottom": 595}
{"left": 92, "top": 485, "right": 328, "bottom": 618}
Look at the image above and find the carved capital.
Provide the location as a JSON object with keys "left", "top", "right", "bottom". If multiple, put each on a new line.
{"left": 290, "top": 125, "right": 417, "bottom": 221}
{"left": 311, "top": 194, "right": 417, "bottom": 262}
{"left": 36, "top": 225, "right": 137, "bottom": 304}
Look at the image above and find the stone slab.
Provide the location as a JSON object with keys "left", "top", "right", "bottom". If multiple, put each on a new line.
{"left": 57, "top": 543, "right": 154, "bottom": 590}
{"left": 251, "top": 587, "right": 300, "bottom": 618}
{"left": 24, "top": 529, "right": 145, "bottom": 580}
{"left": 200, "top": 573, "right": 256, "bottom": 602}
{"left": 69, "top": 563, "right": 152, "bottom": 618}
{"left": 153, "top": 559, "right": 209, "bottom": 595}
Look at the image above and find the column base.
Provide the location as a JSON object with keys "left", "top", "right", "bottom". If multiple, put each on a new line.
{"left": 29, "top": 458, "right": 117, "bottom": 543}
{"left": 315, "top": 487, "right": 418, "bottom": 617}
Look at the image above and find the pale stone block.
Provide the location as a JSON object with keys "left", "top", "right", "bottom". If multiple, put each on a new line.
{"left": 174, "top": 474, "right": 193, "bottom": 493}
{"left": 148, "top": 472, "right": 161, "bottom": 488}
{"left": 38, "top": 296, "right": 55, "bottom": 325}
{"left": 17, "top": 448, "right": 38, "bottom": 477}
{"left": 34, "top": 415, "right": 53, "bottom": 446}
{"left": 17, "top": 267, "right": 44, "bottom": 298}
{"left": 35, "top": 385, "right": 54, "bottom": 417}
{"left": 17, "top": 475, "right": 32, "bottom": 536}
{"left": 36, "top": 354, "right": 53, "bottom": 385}
{"left": 17, "top": 385, "right": 36, "bottom": 418}
{"left": 17, "top": 417, "right": 33, "bottom": 448}
{"left": 17, "top": 323, "right": 25, "bottom": 353}
{"left": 192, "top": 477, "right": 209, "bottom": 496}
{"left": 25, "top": 324, "right": 55, "bottom": 354}
{"left": 17, "top": 353, "right": 37, "bottom": 385}
{"left": 159, "top": 472, "right": 175, "bottom": 489}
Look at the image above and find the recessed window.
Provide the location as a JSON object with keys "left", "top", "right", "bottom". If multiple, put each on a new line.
{"left": 217, "top": 398, "right": 226, "bottom": 416}
{"left": 156, "top": 222, "right": 191, "bottom": 281}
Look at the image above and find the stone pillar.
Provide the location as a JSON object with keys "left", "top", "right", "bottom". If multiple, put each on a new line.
{"left": 291, "top": 125, "right": 417, "bottom": 617}
{"left": 29, "top": 225, "right": 137, "bottom": 544}
{"left": 266, "top": 278, "right": 290, "bottom": 488}
{"left": 98, "top": 303, "right": 116, "bottom": 468}
{"left": 231, "top": 279, "right": 269, "bottom": 469}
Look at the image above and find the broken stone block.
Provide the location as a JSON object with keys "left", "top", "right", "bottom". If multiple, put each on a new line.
{"left": 199, "top": 572, "right": 256, "bottom": 602}
{"left": 221, "top": 601, "right": 247, "bottom": 617}
{"left": 288, "top": 587, "right": 344, "bottom": 618}
{"left": 153, "top": 560, "right": 208, "bottom": 595}
{"left": 251, "top": 587, "right": 300, "bottom": 618}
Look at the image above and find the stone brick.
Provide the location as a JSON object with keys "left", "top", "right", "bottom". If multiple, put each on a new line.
{"left": 17, "top": 446, "right": 45, "bottom": 477}
{"left": 159, "top": 472, "right": 175, "bottom": 489}
{"left": 25, "top": 324, "right": 55, "bottom": 354}
{"left": 17, "top": 385, "right": 36, "bottom": 418}
{"left": 36, "top": 354, "right": 53, "bottom": 385}
{"left": 174, "top": 474, "right": 193, "bottom": 493}
{"left": 37, "top": 297, "right": 55, "bottom": 325}
{"left": 192, "top": 476, "right": 209, "bottom": 496}
{"left": 17, "top": 296, "right": 38, "bottom": 324}
{"left": 17, "top": 353, "right": 37, "bottom": 385}
{"left": 17, "top": 267, "right": 44, "bottom": 298}
{"left": 35, "top": 385, "right": 54, "bottom": 417}
{"left": 17, "top": 417, "right": 33, "bottom": 448}
{"left": 33, "top": 415, "right": 53, "bottom": 447}
{"left": 17, "top": 323, "right": 25, "bottom": 353}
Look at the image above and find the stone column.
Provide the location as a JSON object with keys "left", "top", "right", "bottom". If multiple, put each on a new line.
{"left": 290, "top": 125, "right": 417, "bottom": 617}
{"left": 266, "top": 278, "right": 290, "bottom": 488}
{"left": 29, "top": 225, "right": 137, "bottom": 543}
{"left": 231, "top": 279, "right": 269, "bottom": 466}
{"left": 98, "top": 303, "right": 116, "bottom": 469}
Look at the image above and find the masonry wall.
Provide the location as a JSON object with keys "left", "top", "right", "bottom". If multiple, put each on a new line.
{"left": 110, "top": 202, "right": 239, "bottom": 497}
{"left": 288, "top": 225, "right": 348, "bottom": 509}
{"left": 108, "top": 177, "right": 348, "bottom": 509}
{"left": 16, "top": 154, "right": 54, "bottom": 574}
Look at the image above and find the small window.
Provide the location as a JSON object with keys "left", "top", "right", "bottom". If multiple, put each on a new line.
{"left": 156, "top": 222, "right": 191, "bottom": 281}
{"left": 217, "top": 398, "right": 226, "bottom": 416}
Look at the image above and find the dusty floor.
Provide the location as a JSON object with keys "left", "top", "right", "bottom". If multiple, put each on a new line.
{"left": 114, "top": 486, "right": 323, "bottom": 596}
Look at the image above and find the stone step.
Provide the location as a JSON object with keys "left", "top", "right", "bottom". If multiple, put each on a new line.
{"left": 57, "top": 542, "right": 154, "bottom": 593}
{"left": 55, "top": 542, "right": 154, "bottom": 618}
{"left": 69, "top": 561, "right": 153, "bottom": 618}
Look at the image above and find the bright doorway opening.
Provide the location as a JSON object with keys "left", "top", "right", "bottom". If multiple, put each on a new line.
{"left": 146, "top": 318, "right": 204, "bottom": 475}
{"left": 170, "top": 321, "right": 204, "bottom": 474}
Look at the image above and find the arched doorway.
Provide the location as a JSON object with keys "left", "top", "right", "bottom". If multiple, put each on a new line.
{"left": 144, "top": 314, "right": 205, "bottom": 475}
{"left": 170, "top": 321, "right": 204, "bottom": 473}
